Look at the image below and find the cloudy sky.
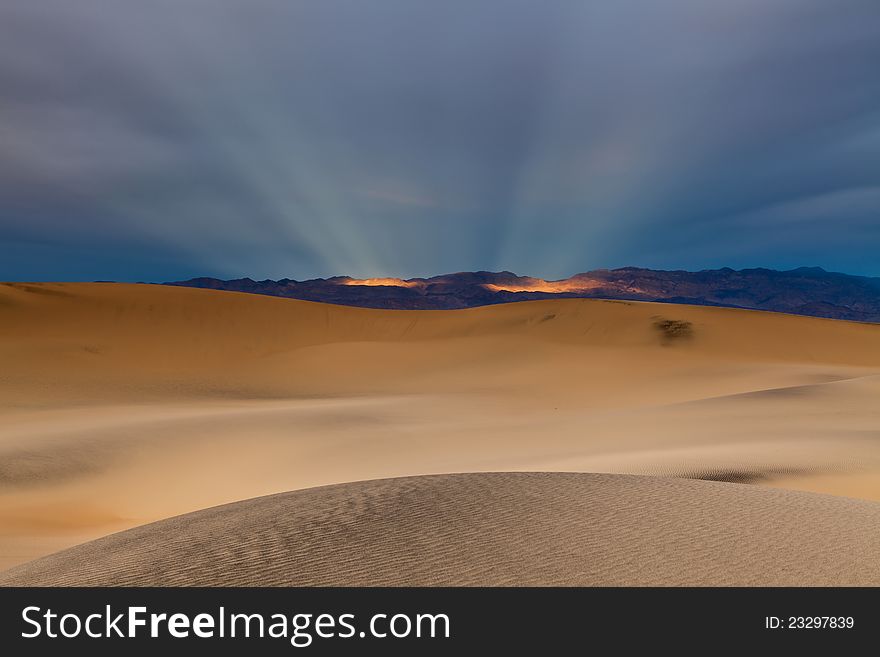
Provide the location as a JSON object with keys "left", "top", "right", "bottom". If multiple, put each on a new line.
{"left": 1, "top": 0, "right": 878, "bottom": 281}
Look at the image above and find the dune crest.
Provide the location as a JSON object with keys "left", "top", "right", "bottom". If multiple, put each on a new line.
{"left": 1, "top": 282, "right": 879, "bottom": 571}
{"left": 3, "top": 473, "right": 880, "bottom": 587}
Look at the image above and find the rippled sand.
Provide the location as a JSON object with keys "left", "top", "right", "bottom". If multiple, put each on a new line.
{"left": 4, "top": 473, "right": 880, "bottom": 586}
{"left": 1, "top": 282, "right": 879, "bottom": 581}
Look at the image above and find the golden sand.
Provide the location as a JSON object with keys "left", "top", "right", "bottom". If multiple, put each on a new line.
{"left": 1, "top": 282, "right": 878, "bottom": 580}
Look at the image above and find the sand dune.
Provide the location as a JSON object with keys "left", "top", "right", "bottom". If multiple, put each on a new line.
{"left": 3, "top": 473, "right": 880, "bottom": 586}
{"left": 1, "top": 282, "right": 879, "bottom": 573}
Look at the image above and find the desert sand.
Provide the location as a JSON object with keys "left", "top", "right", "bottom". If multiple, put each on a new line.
{"left": 1, "top": 282, "right": 879, "bottom": 582}
{"left": 4, "top": 472, "right": 880, "bottom": 586}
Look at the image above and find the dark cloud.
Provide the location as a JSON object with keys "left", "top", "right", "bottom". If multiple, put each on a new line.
{"left": 1, "top": 0, "right": 878, "bottom": 281}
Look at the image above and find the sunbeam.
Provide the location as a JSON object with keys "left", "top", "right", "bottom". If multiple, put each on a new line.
{"left": 1, "top": 0, "right": 879, "bottom": 281}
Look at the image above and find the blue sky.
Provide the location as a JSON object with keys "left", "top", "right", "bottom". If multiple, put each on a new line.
{"left": 1, "top": 0, "right": 878, "bottom": 281}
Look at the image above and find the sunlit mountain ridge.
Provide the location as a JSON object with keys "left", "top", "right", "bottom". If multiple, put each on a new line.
{"left": 166, "top": 267, "right": 880, "bottom": 322}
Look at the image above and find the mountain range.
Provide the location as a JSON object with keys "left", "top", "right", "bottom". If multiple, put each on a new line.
{"left": 166, "top": 267, "right": 880, "bottom": 322}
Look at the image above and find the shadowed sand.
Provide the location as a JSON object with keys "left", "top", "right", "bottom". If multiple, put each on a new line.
{"left": 3, "top": 473, "right": 880, "bottom": 586}
{"left": 1, "top": 282, "right": 880, "bottom": 573}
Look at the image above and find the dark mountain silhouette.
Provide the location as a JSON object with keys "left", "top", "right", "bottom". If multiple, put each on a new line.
{"left": 166, "top": 267, "right": 880, "bottom": 322}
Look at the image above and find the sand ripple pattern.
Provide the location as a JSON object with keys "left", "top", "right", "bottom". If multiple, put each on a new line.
{"left": 2, "top": 472, "right": 880, "bottom": 586}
